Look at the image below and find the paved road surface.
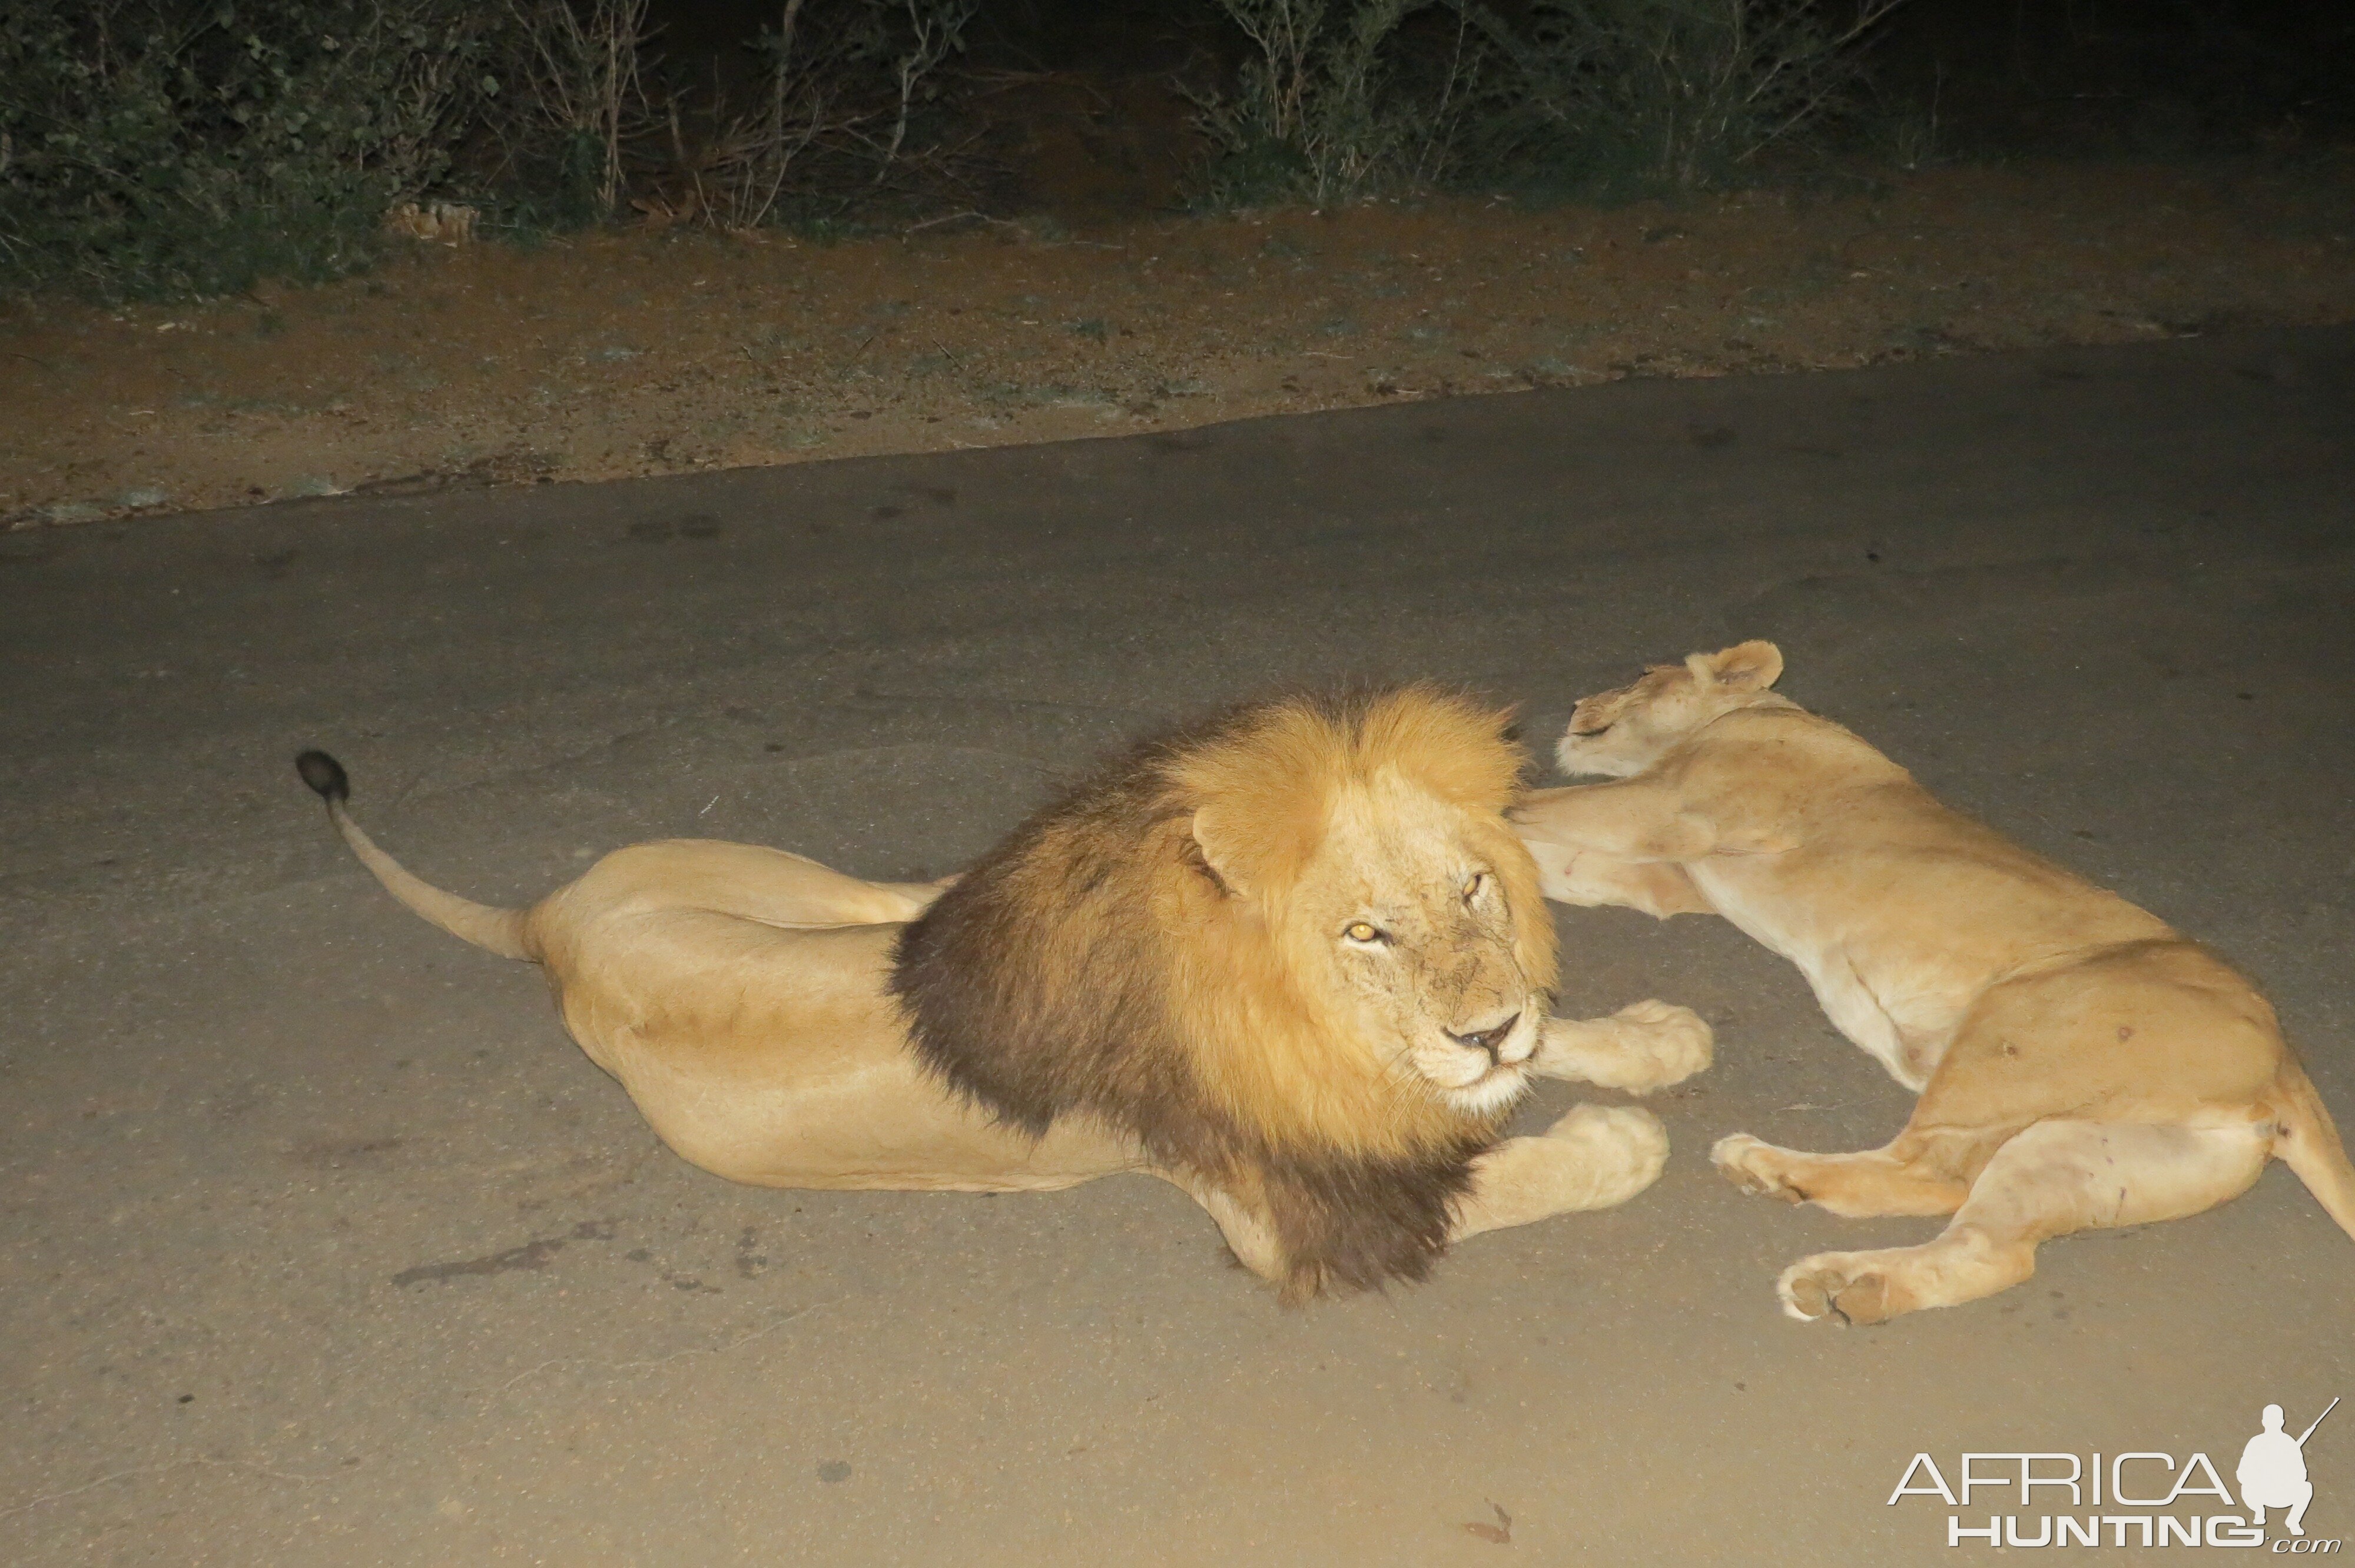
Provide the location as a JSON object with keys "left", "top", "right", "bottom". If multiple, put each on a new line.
{"left": 4, "top": 328, "right": 2352, "bottom": 1564}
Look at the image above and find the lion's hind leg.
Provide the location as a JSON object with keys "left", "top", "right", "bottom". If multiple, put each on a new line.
{"left": 1165, "top": 1109, "right": 1669, "bottom": 1297}
{"left": 1178, "top": 1182, "right": 1288, "bottom": 1285}
{"left": 1774, "top": 1118, "right": 2268, "bottom": 1326}
{"left": 1165, "top": 1108, "right": 1668, "bottom": 1295}
{"left": 1712, "top": 1133, "right": 1971, "bottom": 1218}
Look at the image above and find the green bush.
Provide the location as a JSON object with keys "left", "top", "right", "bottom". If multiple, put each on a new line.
{"left": 1188, "top": 0, "right": 1907, "bottom": 208}
{"left": 1469, "top": 0, "right": 1908, "bottom": 196}
{"left": 488, "top": 0, "right": 652, "bottom": 228}
{"left": 1189, "top": 0, "right": 1497, "bottom": 207}
{"left": 691, "top": 0, "right": 979, "bottom": 231}
{"left": 0, "top": 0, "right": 497, "bottom": 298}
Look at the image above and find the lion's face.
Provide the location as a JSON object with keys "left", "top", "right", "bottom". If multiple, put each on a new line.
{"left": 896, "top": 685, "right": 1560, "bottom": 1295}
{"left": 1281, "top": 773, "right": 1548, "bottom": 1117}
{"left": 1555, "top": 639, "right": 1786, "bottom": 778}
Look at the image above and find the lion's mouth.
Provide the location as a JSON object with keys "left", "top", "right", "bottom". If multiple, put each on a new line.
{"left": 1443, "top": 1061, "right": 1533, "bottom": 1116}
{"left": 1438, "top": 1025, "right": 1537, "bottom": 1100}
{"left": 1419, "top": 1008, "right": 1541, "bottom": 1108}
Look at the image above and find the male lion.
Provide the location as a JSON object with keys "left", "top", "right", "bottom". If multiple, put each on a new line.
{"left": 298, "top": 688, "right": 1710, "bottom": 1301}
{"left": 1513, "top": 642, "right": 2355, "bottom": 1324}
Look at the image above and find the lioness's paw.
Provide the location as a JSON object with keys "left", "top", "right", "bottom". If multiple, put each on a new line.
{"left": 1776, "top": 1253, "right": 1899, "bottom": 1327}
{"left": 1540, "top": 1104, "right": 1670, "bottom": 1208}
{"left": 1711, "top": 1132, "right": 1805, "bottom": 1203}
{"left": 1607, "top": 999, "right": 1713, "bottom": 1092}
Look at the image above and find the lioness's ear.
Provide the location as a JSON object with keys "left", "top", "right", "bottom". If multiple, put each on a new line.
{"left": 1188, "top": 806, "right": 1251, "bottom": 896}
{"left": 1696, "top": 640, "right": 1783, "bottom": 692}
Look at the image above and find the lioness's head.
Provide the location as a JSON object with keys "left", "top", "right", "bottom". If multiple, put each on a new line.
{"left": 1176, "top": 690, "right": 1557, "bottom": 1121}
{"left": 1554, "top": 640, "right": 1785, "bottom": 778}
{"left": 893, "top": 686, "right": 1557, "bottom": 1295}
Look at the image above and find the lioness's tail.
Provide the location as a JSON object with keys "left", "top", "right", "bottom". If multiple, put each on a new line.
{"left": 294, "top": 750, "right": 532, "bottom": 961}
{"left": 2270, "top": 1056, "right": 2355, "bottom": 1244}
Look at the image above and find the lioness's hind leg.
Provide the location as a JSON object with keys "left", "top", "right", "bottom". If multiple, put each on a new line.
{"left": 1774, "top": 1119, "right": 2268, "bottom": 1326}
{"left": 1777, "top": 1227, "right": 2036, "bottom": 1327}
{"left": 1712, "top": 1134, "right": 1969, "bottom": 1218}
{"left": 1531, "top": 1002, "right": 1713, "bottom": 1093}
{"left": 1453, "top": 1105, "right": 1670, "bottom": 1238}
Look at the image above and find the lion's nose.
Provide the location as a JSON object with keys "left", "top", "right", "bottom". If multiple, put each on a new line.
{"left": 1448, "top": 1012, "right": 1522, "bottom": 1064}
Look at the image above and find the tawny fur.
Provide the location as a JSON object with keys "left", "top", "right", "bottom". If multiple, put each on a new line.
{"left": 298, "top": 689, "right": 1711, "bottom": 1303}
{"left": 1514, "top": 642, "right": 2355, "bottom": 1324}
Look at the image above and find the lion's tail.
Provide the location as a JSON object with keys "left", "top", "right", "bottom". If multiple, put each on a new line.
{"left": 294, "top": 750, "right": 533, "bottom": 961}
{"left": 2270, "top": 1055, "right": 2355, "bottom": 1245}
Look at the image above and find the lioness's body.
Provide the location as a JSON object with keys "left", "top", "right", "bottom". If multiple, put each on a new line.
{"left": 302, "top": 690, "right": 1710, "bottom": 1300}
{"left": 1515, "top": 642, "right": 2355, "bottom": 1324}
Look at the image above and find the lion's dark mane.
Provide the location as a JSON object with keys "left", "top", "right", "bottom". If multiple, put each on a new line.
{"left": 888, "top": 696, "right": 1494, "bottom": 1301}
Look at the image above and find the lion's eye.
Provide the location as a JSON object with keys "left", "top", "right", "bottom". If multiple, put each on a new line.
{"left": 1571, "top": 717, "right": 1614, "bottom": 736}
{"left": 1343, "top": 921, "right": 1386, "bottom": 944}
{"left": 1462, "top": 872, "right": 1487, "bottom": 902}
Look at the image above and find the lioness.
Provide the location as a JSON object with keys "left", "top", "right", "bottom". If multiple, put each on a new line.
{"left": 300, "top": 687, "right": 1711, "bottom": 1302}
{"left": 1513, "top": 642, "right": 2355, "bottom": 1324}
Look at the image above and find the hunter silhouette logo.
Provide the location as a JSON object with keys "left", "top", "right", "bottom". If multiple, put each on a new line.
{"left": 1889, "top": 1396, "right": 2341, "bottom": 1549}
{"left": 2243, "top": 1400, "right": 2337, "bottom": 1539}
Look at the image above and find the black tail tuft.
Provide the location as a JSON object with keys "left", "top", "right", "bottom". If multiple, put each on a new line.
{"left": 295, "top": 749, "right": 350, "bottom": 804}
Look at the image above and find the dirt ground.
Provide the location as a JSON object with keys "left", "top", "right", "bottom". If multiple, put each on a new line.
{"left": 3, "top": 155, "right": 2352, "bottom": 526}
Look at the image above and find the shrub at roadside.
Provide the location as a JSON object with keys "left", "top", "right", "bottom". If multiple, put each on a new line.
{"left": 0, "top": 0, "right": 496, "bottom": 299}
{"left": 0, "top": 0, "right": 980, "bottom": 300}
{"left": 1189, "top": 0, "right": 1909, "bottom": 207}
{"left": 1184, "top": 0, "right": 1498, "bottom": 208}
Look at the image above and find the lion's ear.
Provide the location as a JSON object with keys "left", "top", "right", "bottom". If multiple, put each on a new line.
{"left": 1693, "top": 640, "right": 1783, "bottom": 692}
{"left": 1188, "top": 806, "right": 1252, "bottom": 896}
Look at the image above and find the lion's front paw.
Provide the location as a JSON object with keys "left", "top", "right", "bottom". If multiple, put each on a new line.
{"left": 1605, "top": 999, "right": 1713, "bottom": 1092}
{"left": 1539, "top": 1104, "right": 1670, "bottom": 1209}
{"left": 1777, "top": 1253, "right": 1899, "bottom": 1326}
{"left": 1711, "top": 1132, "right": 1805, "bottom": 1203}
